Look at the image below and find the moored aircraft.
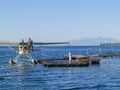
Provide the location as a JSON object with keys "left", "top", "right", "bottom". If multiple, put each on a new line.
{"left": 0, "top": 38, "right": 69, "bottom": 64}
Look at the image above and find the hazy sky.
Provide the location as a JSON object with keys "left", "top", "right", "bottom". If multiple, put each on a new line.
{"left": 0, "top": 0, "right": 120, "bottom": 42}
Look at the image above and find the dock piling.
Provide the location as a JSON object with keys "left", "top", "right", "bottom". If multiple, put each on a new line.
{"left": 69, "top": 52, "right": 72, "bottom": 64}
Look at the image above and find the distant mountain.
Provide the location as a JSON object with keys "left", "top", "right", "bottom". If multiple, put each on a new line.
{"left": 70, "top": 37, "right": 120, "bottom": 45}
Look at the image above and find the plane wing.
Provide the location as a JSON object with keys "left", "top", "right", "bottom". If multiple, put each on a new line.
{"left": 0, "top": 42, "right": 19, "bottom": 45}
{"left": 33, "top": 42, "right": 70, "bottom": 45}
{"left": 0, "top": 41, "right": 70, "bottom": 45}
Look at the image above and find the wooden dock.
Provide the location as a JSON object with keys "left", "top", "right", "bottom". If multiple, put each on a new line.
{"left": 40, "top": 59, "right": 89, "bottom": 67}
{"left": 64, "top": 51, "right": 120, "bottom": 59}
{"left": 39, "top": 56, "right": 100, "bottom": 67}
{"left": 38, "top": 48, "right": 120, "bottom": 67}
{"left": 64, "top": 55, "right": 89, "bottom": 59}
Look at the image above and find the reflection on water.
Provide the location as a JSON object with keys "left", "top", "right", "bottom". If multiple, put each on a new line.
{"left": 17, "top": 62, "right": 33, "bottom": 70}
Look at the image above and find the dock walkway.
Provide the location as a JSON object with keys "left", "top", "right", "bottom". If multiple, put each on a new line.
{"left": 38, "top": 49, "right": 120, "bottom": 67}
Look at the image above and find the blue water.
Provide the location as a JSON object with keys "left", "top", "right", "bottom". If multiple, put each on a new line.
{"left": 0, "top": 45, "right": 120, "bottom": 90}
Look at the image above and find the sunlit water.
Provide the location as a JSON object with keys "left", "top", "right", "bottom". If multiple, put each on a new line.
{"left": 0, "top": 46, "right": 120, "bottom": 90}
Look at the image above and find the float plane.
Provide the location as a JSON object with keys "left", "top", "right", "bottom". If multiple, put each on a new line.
{"left": 0, "top": 38, "right": 69, "bottom": 64}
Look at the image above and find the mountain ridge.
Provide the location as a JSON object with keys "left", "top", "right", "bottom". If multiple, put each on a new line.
{"left": 70, "top": 37, "right": 120, "bottom": 45}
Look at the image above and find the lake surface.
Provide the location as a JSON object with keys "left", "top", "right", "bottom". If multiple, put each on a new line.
{"left": 0, "top": 45, "right": 120, "bottom": 90}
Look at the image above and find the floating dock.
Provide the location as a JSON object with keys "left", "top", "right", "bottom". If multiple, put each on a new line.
{"left": 38, "top": 48, "right": 120, "bottom": 67}
{"left": 39, "top": 56, "right": 100, "bottom": 67}
{"left": 64, "top": 55, "right": 89, "bottom": 59}
{"left": 64, "top": 55, "right": 100, "bottom": 64}
{"left": 40, "top": 59, "right": 89, "bottom": 67}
